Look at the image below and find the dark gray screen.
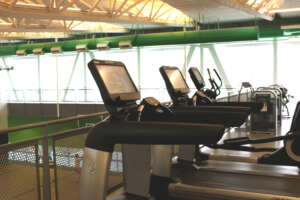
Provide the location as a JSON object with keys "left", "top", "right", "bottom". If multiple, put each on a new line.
{"left": 97, "top": 65, "right": 137, "bottom": 94}
{"left": 192, "top": 68, "right": 204, "bottom": 85}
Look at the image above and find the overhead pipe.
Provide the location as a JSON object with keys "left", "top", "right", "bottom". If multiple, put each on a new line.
{"left": 0, "top": 26, "right": 259, "bottom": 57}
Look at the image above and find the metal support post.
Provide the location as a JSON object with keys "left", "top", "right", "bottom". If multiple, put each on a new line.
{"left": 200, "top": 46, "right": 204, "bottom": 75}
{"left": 273, "top": 39, "right": 278, "bottom": 84}
{"left": 186, "top": 46, "right": 196, "bottom": 67}
{"left": 56, "top": 55, "right": 60, "bottom": 118}
{"left": 183, "top": 45, "right": 187, "bottom": 78}
{"left": 52, "top": 139, "right": 59, "bottom": 200}
{"left": 34, "top": 143, "right": 42, "bottom": 200}
{"left": 2, "top": 58, "right": 19, "bottom": 101}
{"left": 83, "top": 51, "right": 87, "bottom": 101}
{"left": 88, "top": 51, "right": 95, "bottom": 60}
{"left": 42, "top": 125, "right": 51, "bottom": 200}
{"left": 208, "top": 45, "right": 232, "bottom": 91}
{"left": 37, "top": 55, "right": 42, "bottom": 102}
{"left": 137, "top": 47, "right": 141, "bottom": 90}
{"left": 63, "top": 52, "right": 80, "bottom": 101}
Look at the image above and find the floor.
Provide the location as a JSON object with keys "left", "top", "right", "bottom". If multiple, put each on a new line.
{"left": 0, "top": 163, "right": 123, "bottom": 200}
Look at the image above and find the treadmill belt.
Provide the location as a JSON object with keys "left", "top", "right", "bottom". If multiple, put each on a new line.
{"left": 172, "top": 162, "right": 300, "bottom": 198}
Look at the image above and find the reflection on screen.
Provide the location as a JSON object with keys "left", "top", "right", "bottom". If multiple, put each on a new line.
{"left": 97, "top": 65, "right": 137, "bottom": 94}
{"left": 165, "top": 69, "right": 188, "bottom": 89}
{"left": 192, "top": 69, "right": 204, "bottom": 84}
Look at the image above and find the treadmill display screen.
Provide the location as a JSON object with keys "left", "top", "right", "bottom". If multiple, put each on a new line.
{"left": 192, "top": 68, "right": 204, "bottom": 85}
{"left": 96, "top": 65, "right": 137, "bottom": 94}
{"left": 165, "top": 69, "right": 188, "bottom": 89}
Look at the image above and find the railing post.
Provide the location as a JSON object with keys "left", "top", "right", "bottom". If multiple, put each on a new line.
{"left": 35, "top": 144, "right": 42, "bottom": 200}
{"left": 42, "top": 125, "right": 51, "bottom": 200}
{"left": 52, "top": 139, "right": 59, "bottom": 200}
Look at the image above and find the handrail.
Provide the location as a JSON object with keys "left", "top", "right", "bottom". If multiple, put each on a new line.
{"left": 0, "top": 111, "right": 109, "bottom": 135}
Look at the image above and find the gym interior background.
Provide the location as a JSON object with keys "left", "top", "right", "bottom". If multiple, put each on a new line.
{"left": 1, "top": 0, "right": 300, "bottom": 200}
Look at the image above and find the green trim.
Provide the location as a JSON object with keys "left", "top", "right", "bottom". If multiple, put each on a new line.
{"left": 0, "top": 27, "right": 259, "bottom": 57}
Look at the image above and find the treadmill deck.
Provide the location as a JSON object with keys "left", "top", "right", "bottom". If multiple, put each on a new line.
{"left": 172, "top": 160, "right": 300, "bottom": 198}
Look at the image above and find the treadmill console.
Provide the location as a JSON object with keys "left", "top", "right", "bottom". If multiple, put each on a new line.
{"left": 88, "top": 59, "right": 140, "bottom": 117}
{"left": 188, "top": 67, "right": 205, "bottom": 90}
{"left": 160, "top": 66, "right": 190, "bottom": 104}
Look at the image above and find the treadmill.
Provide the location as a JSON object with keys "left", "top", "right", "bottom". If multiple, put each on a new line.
{"left": 159, "top": 66, "right": 251, "bottom": 127}
{"left": 189, "top": 67, "right": 261, "bottom": 111}
{"left": 79, "top": 59, "right": 300, "bottom": 200}
{"left": 79, "top": 59, "right": 225, "bottom": 200}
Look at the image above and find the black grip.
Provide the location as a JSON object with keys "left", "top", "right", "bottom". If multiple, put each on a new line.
{"left": 85, "top": 121, "right": 224, "bottom": 152}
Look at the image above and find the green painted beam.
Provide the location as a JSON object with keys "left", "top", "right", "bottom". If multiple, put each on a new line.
{"left": 0, "top": 26, "right": 259, "bottom": 57}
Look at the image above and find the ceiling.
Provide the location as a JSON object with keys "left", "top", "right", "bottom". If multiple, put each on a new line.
{"left": 163, "top": 0, "right": 255, "bottom": 23}
{"left": 1, "top": 0, "right": 300, "bottom": 40}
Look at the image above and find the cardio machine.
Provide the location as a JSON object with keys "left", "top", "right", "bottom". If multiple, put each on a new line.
{"left": 79, "top": 59, "right": 300, "bottom": 200}
{"left": 159, "top": 66, "right": 252, "bottom": 127}
{"left": 79, "top": 59, "right": 225, "bottom": 200}
{"left": 188, "top": 67, "right": 262, "bottom": 111}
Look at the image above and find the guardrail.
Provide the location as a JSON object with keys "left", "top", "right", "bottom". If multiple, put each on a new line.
{"left": 0, "top": 111, "right": 114, "bottom": 200}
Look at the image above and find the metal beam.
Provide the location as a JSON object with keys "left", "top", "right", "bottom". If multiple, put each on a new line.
{"left": 1, "top": 58, "right": 19, "bottom": 101}
{"left": 186, "top": 45, "right": 196, "bottom": 67}
{"left": 0, "top": 3, "right": 173, "bottom": 25}
{"left": 208, "top": 45, "right": 232, "bottom": 91}
{"left": 37, "top": 55, "right": 42, "bottom": 102}
{"left": 88, "top": 0, "right": 102, "bottom": 13}
{"left": 183, "top": 44, "right": 187, "bottom": 78}
{"left": 55, "top": 54, "right": 60, "bottom": 118}
{"left": 83, "top": 51, "right": 87, "bottom": 101}
{"left": 63, "top": 52, "right": 79, "bottom": 101}
{"left": 137, "top": 47, "right": 141, "bottom": 89}
{"left": 42, "top": 125, "right": 51, "bottom": 200}
{"left": 273, "top": 39, "right": 278, "bottom": 84}
{"left": 88, "top": 51, "right": 95, "bottom": 60}
{"left": 212, "top": 0, "right": 274, "bottom": 21}
{"left": 199, "top": 46, "right": 204, "bottom": 75}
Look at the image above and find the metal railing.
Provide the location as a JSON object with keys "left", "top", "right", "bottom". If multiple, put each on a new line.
{"left": 0, "top": 111, "right": 120, "bottom": 200}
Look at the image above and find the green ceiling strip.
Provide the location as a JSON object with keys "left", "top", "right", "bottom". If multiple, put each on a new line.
{"left": 0, "top": 26, "right": 259, "bottom": 57}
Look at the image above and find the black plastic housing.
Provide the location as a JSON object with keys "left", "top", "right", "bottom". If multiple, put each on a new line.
{"left": 85, "top": 120, "right": 224, "bottom": 152}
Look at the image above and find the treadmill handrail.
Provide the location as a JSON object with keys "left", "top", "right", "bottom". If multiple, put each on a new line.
{"left": 85, "top": 120, "right": 225, "bottom": 152}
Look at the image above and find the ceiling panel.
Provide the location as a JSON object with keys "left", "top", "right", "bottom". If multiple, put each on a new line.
{"left": 163, "top": 0, "right": 255, "bottom": 23}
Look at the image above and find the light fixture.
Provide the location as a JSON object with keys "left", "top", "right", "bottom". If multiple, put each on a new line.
{"left": 119, "top": 41, "right": 132, "bottom": 49}
{"left": 96, "top": 42, "right": 110, "bottom": 51}
{"left": 76, "top": 44, "right": 88, "bottom": 52}
{"left": 16, "top": 49, "right": 27, "bottom": 56}
{"left": 33, "top": 48, "right": 44, "bottom": 55}
{"left": 51, "top": 47, "right": 62, "bottom": 54}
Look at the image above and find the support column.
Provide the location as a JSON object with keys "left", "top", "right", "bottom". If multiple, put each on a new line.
{"left": 2, "top": 58, "right": 18, "bottom": 101}
{"left": 200, "top": 46, "right": 204, "bottom": 75}
{"left": 186, "top": 46, "right": 196, "bottom": 67}
{"left": 137, "top": 47, "right": 141, "bottom": 90}
{"left": 183, "top": 45, "right": 187, "bottom": 78}
{"left": 63, "top": 52, "right": 80, "bottom": 101}
{"left": 208, "top": 45, "right": 232, "bottom": 91}
{"left": 88, "top": 51, "right": 95, "bottom": 60}
{"left": 0, "top": 97, "right": 8, "bottom": 145}
{"left": 0, "top": 71, "right": 8, "bottom": 168}
{"left": 83, "top": 52, "right": 87, "bottom": 102}
{"left": 37, "top": 55, "right": 41, "bottom": 102}
{"left": 42, "top": 126, "right": 51, "bottom": 200}
{"left": 55, "top": 55, "right": 60, "bottom": 118}
{"left": 273, "top": 39, "right": 278, "bottom": 84}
